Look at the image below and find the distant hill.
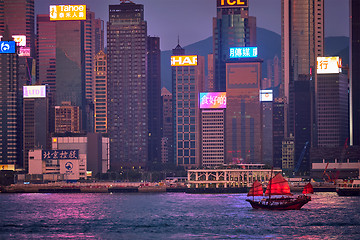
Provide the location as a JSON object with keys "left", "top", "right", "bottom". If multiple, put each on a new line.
{"left": 161, "top": 30, "right": 350, "bottom": 92}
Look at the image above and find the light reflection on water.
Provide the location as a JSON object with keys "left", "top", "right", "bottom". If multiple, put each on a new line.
{"left": 0, "top": 192, "right": 359, "bottom": 239}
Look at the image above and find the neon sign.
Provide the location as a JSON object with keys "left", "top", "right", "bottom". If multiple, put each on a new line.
{"left": 171, "top": 55, "right": 198, "bottom": 66}
{"left": 230, "top": 47, "right": 258, "bottom": 58}
{"left": 50, "top": 5, "right": 86, "bottom": 21}
{"left": 199, "top": 92, "right": 227, "bottom": 109}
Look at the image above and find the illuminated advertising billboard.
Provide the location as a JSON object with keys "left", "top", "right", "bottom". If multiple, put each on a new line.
{"left": 199, "top": 92, "right": 227, "bottom": 109}
{"left": 217, "top": 0, "right": 248, "bottom": 8}
{"left": 0, "top": 164, "right": 15, "bottom": 171}
{"left": 23, "top": 85, "right": 46, "bottom": 98}
{"left": 18, "top": 47, "right": 30, "bottom": 57}
{"left": 317, "top": 57, "right": 342, "bottom": 74}
{"left": 50, "top": 5, "right": 86, "bottom": 21}
{"left": 0, "top": 35, "right": 26, "bottom": 46}
{"left": 12, "top": 35, "right": 26, "bottom": 46}
{"left": 171, "top": 55, "right": 198, "bottom": 66}
{"left": 0, "top": 41, "right": 16, "bottom": 54}
{"left": 42, "top": 149, "right": 79, "bottom": 160}
{"left": 230, "top": 47, "right": 258, "bottom": 58}
{"left": 260, "top": 90, "right": 273, "bottom": 102}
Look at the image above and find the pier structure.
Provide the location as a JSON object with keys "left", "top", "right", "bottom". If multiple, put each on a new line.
{"left": 187, "top": 164, "right": 281, "bottom": 188}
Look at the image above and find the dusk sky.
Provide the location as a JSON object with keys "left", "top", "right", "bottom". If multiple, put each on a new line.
{"left": 36, "top": 0, "right": 349, "bottom": 50}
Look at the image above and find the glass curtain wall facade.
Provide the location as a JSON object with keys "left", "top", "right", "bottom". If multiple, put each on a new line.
{"left": 107, "top": 3, "right": 148, "bottom": 168}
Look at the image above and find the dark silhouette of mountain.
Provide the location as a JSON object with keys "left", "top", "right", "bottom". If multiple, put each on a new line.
{"left": 160, "top": 30, "right": 350, "bottom": 92}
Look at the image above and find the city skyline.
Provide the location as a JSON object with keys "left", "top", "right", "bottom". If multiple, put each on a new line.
{"left": 35, "top": 0, "right": 349, "bottom": 50}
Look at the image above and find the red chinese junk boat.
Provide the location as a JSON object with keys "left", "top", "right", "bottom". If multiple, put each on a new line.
{"left": 246, "top": 173, "right": 313, "bottom": 210}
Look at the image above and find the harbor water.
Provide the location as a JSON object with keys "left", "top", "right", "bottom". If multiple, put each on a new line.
{"left": 0, "top": 192, "right": 359, "bottom": 239}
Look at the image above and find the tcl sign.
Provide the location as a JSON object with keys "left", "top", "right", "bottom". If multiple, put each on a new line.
{"left": 171, "top": 55, "right": 198, "bottom": 67}
{"left": 217, "top": 0, "right": 248, "bottom": 8}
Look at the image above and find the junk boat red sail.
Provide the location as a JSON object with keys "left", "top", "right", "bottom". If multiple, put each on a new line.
{"left": 246, "top": 173, "right": 313, "bottom": 210}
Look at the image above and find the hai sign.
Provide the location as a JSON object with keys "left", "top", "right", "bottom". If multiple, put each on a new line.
{"left": 199, "top": 92, "right": 227, "bottom": 109}
{"left": 171, "top": 55, "right": 198, "bottom": 66}
{"left": 317, "top": 57, "right": 342, "bottom": 74}
{"left": 217, "top": 0, "right": 248, "bottom": 8}
{"left": 50, "top": 5, "right": 86, "bottom": 21}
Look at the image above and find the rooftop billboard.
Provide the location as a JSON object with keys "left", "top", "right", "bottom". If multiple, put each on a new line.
{"left": 23, "top": 85, "right": 46, "bottom": 98}
{"left": 50, "top": 5, "right": 86, "bottom": 21}
{"left": 317, "top": 57, "right": 342, "bottom": 74}
{"left": 0, "top": 41, "right": 16, "bottom": 54}
{"left": 217, "top": 0, "right": 248, "bottom": 8}
{"left": 0, "top": 35, "right": 26, "bottom": 46}
{"left": 18, "top": 47, "right": 30, "bottom": 57}
{"left": 171, "top": 55, "right": 198, "bottom": 66}
{"left": 230, "top": 47, "right": 258, "bottom": 58}
{"left": 199, "top": 92, "right": 227, "bottom": 109}
{"left": 260, "top": 90, "right": 273, "bottom": 102}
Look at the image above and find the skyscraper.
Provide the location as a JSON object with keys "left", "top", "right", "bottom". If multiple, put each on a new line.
{"left": 23, "top": 85, "right": 49, "bottom": 171}
{"left": 0, "top": 0, "right": 35, "bottom": 56}
{"left": 161, "top": 87, "right": 173, "bottom": 164}
{"left": 350, "top": 0, "right": 360, "bottom": 146}
{"left": 172, "top": 49, "right": 204, "bottom": 168}
{"left": 55, "top": 20, "right": 86, "bottom": 131}
{"left": 147, "top": 36, "right": 161, "bottom": 164}
{"left": 225, "top": 60, "right": 262, "bottom": 163}
{"left": 282, "top": 0, "right": 324, "bottom": 174}
{"left": 213, "top": 1, "right": 256, "bottom": 92}
{"left": 0, "top": 0, "right": 35, "bottom": 167}
{"left": 0, "top": 33, "right": 19, "bottom": 166}
{"left": 93, "top": 50, "right": 107, "bottom": 134}
{"left": 107, "top": 2, "right": 148, "bottom": 169}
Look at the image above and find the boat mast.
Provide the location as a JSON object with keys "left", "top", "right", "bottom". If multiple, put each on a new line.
{"left": 268, "top": 167, "right": 273, "bottom": 201}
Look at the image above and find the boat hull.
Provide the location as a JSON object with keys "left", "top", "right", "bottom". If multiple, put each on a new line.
{"left": 246, "top": 196, "right": 311, "bottom": 210}
{"left": 336, "top": 188, "right": 360, "bottom": 196}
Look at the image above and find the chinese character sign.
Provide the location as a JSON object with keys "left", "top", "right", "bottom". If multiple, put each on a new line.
{"left": 317, "top": 57, "right": 341, "bottom": 74}
{"left": 199, "top": 92, "right": 227, "bottom": 109}
{"left": 229, "top": 47, "right": 258, "bottom": 58}
{"left": 42, "top": 150, "right": 79, "bottom": 160}
{"left": 49, "top": 5, "right": 86, "bottom": 21}
{"left": 0, "top": 41, "right": 16, "bottom": 54}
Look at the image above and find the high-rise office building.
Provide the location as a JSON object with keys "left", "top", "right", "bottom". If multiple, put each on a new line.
{"left": 282, "top": 0, "right": 324, "bottom": 102}
{"left": 213, "top": 1, "right": 256, "bottom": 91}
{"left": 161, "top": 87, "right": 173, "bottom": 164}
{"left": 282, "top": 0, "right": 324, "bottom": 174}
{"left": 54, "top": 102, "right": 80, "bottom": 134}
{"left": 93, "top": 50, "right": 107, "bottom": 134}
{"left": 36, "top": 15, "right": 56, "bottom": 99}
{"left": 350, "top": 0, "right": 360, "bottom": 146}
{"left": 84, "top": 10, "right": 102, "bottom": 133}
{"left": 172, "top": 49, "right": 204, "bottom": 168}
{"left": 23, "top": 85, "right": 49, "bottom": 171}
{"left": 147, "top": 36, "right": 161, "bottom": 164}
{"left": 273, "top": 97, "right": 286, "bottom": 168}
{"left": 200, "top": 104, "right": 225, "bottom": 168}
{"left": 0, "top": 34, "right": 19, "bottom": 166}
{"left": 0, "top": 0, "right": 35, "bottom": 168}
{"left": 0, "top": 0, "right": 35, "bottom": 56}
{"left": 207, "top": 54, "right": 215, "bottom": 92}
{"left": 107, "top": 2, "right": 148, "bottom": 169}
{"left": 225, "top": 60, "right": 262, "bottom": 164}
{"left": 317, "top": 59, "right": 348, "bottom": 147}
{"left": 55, "top": 20, "right": 86, "bottom": 131}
